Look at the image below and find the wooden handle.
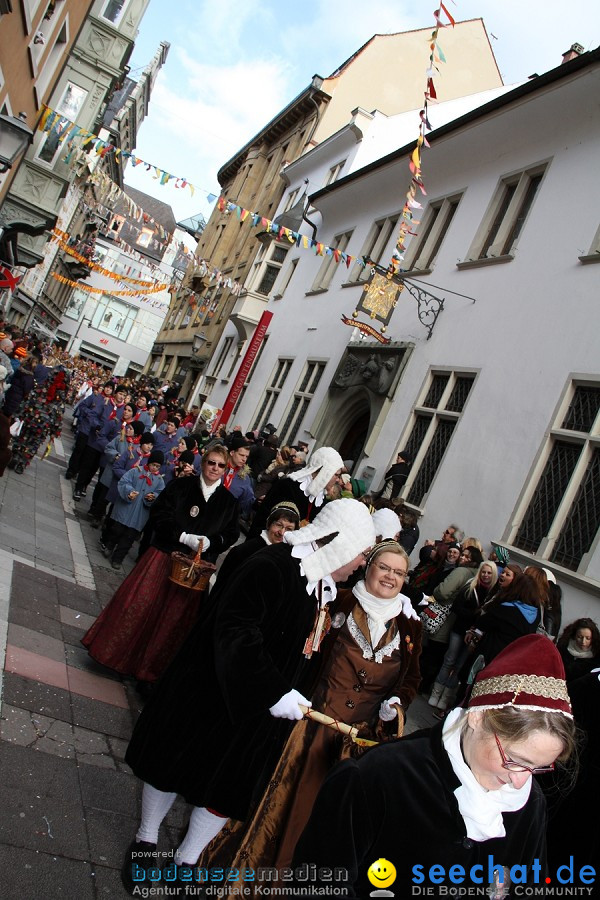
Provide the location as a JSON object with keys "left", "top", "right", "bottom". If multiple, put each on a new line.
{"left": 184, "top": 543, "right": 203, "bottom": 579}
{"left": 299, "top": 704, "right": 359, "bottom": 738}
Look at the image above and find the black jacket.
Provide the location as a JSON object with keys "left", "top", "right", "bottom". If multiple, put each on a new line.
{"left": 293, "top": 722, "right": 548, "bottom": 897}
{"left": 149, "top": 476, "right": 240, "bottom": 562}
{"left": 126, "top": 543, "right": 323, "bottom": 820}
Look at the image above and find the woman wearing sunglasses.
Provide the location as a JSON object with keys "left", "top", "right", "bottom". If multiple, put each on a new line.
{"left": 82, "top": 443, "right": 239, "bottom": 685}
{"left": 292, "top": 634, "right": 576, "bottom": 896}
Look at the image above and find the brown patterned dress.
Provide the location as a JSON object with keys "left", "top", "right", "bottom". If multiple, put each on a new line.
{"left": 202, "top": 589, "right": 422, "bottom": 879}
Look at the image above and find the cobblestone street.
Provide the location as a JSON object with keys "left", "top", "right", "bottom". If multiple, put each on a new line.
{"left": 0, "top": 411, "right": 436, "bottom": 899}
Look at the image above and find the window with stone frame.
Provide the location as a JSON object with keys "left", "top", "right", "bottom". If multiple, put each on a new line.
{"left": 400, "top": 370, "right": 476, "bottom": 506}
{"left": 255, "top": 244, "right": 289, "bottom": 296}
{"left": 251, "top": 357, "right": 293, "bottom": 432}
{"left": 462, "top": 164, "right": 547, "bottom": 264}
{"left": 510, "top": 381, "right": 600, "bottom": 574}
{"left": 348, "top": 214, "right": 400, "bottom": 283}
{"left": 579, "top": 222, "right": 600, "bottom": 264}
{"left": 310, "top": 231, "right": 353, "bottom": 292}
{"left": 279, "top": 361, "right": 327, "bottom": 445}
{"left": 324, "top": 160, "right": 346, "bottom": 186}
{"left": 37, "top": 80, "right": 87, "bottom": 164}
{"left": 100, "top": 0, "right": 130, "bottom": 25}
{"left": 211, "top": 336, "right": 234, "bottom": 379}
{"left": 401, "top": 193, "right": 462, "bottom": 272}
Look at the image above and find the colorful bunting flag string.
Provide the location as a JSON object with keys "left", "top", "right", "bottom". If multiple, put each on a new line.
{"left": 386, "top": 4, "right": 456, "bottom": 275}
{"left": 37, "top": 105, "right": 220, "bottom": 206}
{"left": 50, "top": 271, "right": 170, "bottom": 307}
{"left": 50, "top": 229, "right": 170, "bottom": 290}
{"left": 214, "top": 195, "right": 367, "bottom": 274}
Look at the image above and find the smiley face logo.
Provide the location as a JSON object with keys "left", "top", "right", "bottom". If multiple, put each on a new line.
{"left": 367, "top": 858, "right": 397, "bottom": 890}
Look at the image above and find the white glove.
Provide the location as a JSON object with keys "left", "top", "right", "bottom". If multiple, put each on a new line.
{"left": 379, "top": 696, "right": 402, "bottom": 722}
{"left": 179, "top": 532, "right": 211, "bottom": 552}
{"left": 269, "top": 689, "right": 311, "bottom": 720}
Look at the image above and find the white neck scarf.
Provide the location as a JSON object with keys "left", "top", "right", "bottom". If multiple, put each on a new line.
{"left": 442, "top": 708, "right": 532, "bottom": 841}
{"left": 567, "top": 639, "right": 593, "bottom": 659}
{"left": 199, "top": 475, "right": 221, "bottom": 503}
{"left": 352, "top": 580, "right": 405, "bottom": 646}
{"left": 289, "top": 541, "right": 337, "bottom": 604}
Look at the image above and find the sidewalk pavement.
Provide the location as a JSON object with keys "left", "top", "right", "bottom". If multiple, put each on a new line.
{"left": 0, "top": 410, "right": 438, "bottom": 899}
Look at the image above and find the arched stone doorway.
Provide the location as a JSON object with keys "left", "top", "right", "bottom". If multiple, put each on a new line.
{"left": 315, "top": 388, "right": 372, "bottom": 473}
{"left": 339, "top": 410, "right": 370, "bottom": 471}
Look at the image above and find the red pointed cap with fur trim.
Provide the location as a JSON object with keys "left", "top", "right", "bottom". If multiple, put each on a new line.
{"left": 469, "top": 634, "right": 572, "bottom": 718}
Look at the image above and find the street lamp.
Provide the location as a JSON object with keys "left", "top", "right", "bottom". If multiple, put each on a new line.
{"left": 192, "top": 332, "right": 207, "bottom": 354}
{"left": 0, "top": 112, "right": 34, "bottom": 174}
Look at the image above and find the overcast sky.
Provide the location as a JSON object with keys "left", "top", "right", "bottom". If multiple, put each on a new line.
{"left": 123, "top": 0, "right": 600, "bottom": 223}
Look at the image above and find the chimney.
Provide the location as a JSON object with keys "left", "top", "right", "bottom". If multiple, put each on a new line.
{"left": 561, "top": 43, "right": 584, "bottom": 64}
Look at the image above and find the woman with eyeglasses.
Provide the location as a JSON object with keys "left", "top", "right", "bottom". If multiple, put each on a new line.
{"left": 210, "top": 540, "right": 422, "bottom": 873}
{"left": 292, "top": 634, "right": 576, "bottom": 896}
{"left": 82, "top": 443, "right": 240, "bottom": 685}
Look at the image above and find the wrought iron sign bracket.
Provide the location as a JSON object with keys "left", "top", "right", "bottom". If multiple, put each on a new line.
{"left": 366, "top": 260, "right": 477, "bottom": 341}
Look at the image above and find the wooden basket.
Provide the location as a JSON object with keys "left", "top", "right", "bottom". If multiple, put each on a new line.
{"left": 169, "top": 551, "right": 216, "bottom": 592}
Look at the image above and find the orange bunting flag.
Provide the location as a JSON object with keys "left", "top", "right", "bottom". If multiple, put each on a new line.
{"left": 440, "top": 3, "right": 456, "bottom": 26}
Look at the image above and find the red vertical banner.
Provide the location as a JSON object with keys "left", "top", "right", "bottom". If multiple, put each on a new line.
{"left": 213, "top": 310, "right": 273, "bottom": 430}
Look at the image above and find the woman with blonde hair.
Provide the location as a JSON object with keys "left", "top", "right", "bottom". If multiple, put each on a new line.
{"left": 205, "top": 540, "right": 422, "bottom": 875}
{"left": 429, "top": 559, "right": 498, "bottom": 711}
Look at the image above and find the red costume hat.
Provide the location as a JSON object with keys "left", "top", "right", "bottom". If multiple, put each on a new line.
{"left": 469, "top": 634, "right": 572, "bottom": 718}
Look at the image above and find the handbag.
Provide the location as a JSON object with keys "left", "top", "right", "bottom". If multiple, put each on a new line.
{"left": 536, "top": 609, "right": 555, "bottom": 642}
{"left": 420, "top": 600, "right": 452, "bottom": 636}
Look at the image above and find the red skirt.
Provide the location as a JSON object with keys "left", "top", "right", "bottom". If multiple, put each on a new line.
{"left": 82, "top": 547, "right": 206, "bottom": 682}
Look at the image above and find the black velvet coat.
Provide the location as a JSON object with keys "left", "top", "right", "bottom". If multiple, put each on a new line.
{"left": 212, "top": 535, "right": 267, "bottom": 597}
{"left": 293, "top": 722, "right": 548, "bottom": 897}
{"left": 125, "top": 543, "right": 323, "bottom": 820}
{"left": 149, "top": 476, "right": 240, "bottom": 563}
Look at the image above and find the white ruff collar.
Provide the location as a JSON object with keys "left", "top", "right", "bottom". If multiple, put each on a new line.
{"left": 442, "top": 708, "right": 531, "bottom": 841}
{"left": 290, "top": 541, "right": 337, "bottom": 603}
{"left": 260, "top": 529, "right": 271, "bottom": 545}
{"left": 297, "top": 474, "right": 325, "bottom": 507}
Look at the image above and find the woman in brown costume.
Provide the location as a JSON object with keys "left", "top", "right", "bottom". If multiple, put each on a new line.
{"left": 217, "top": 539, "right": 422, "bottom": 873}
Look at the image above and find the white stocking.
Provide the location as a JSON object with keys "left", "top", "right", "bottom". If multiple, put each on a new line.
{"left": 175, "top": 806, "right": 228, "bottom": 866}
{"left": 136, "top": 782, "right": 178, "bottom": 844}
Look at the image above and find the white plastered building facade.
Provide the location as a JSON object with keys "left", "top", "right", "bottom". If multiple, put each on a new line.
{"left": 206, "top": 49, "right": 600, "bottom": 620}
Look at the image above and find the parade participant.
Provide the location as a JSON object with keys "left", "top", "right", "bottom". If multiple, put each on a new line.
{"left": 248, "top": 445, "right": 345, "bottom": 536}
{"left": 73, "top": 386, "right": 127, "bottom": 500}
{"left": 65, "top": 380, "right": 113, "bottom": 480}
{"left": 152, "top": 416, "right": 180, "bottom": 455}
{"left": 212, "top": 501, "right": 301, "bottom": 594}
{"left": 222, "top": 438, "right": 255, "bottom": 516}
{"left": 83, "top": 444, "right": 240, "bottom": 684}
{"left": 87, "top": 409, "right": 141, "bottom": 526}
{"left": 292, "top": 634, "right": 575, "bottom": 896}
{"left": 100, "top": 450, "right": 165, "bottom": 571}
{"left": 120, "top": 499, "right": 376, "bottom": 893}
{"left": 228, "top": 540, "right": 421, "bottom": 871}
